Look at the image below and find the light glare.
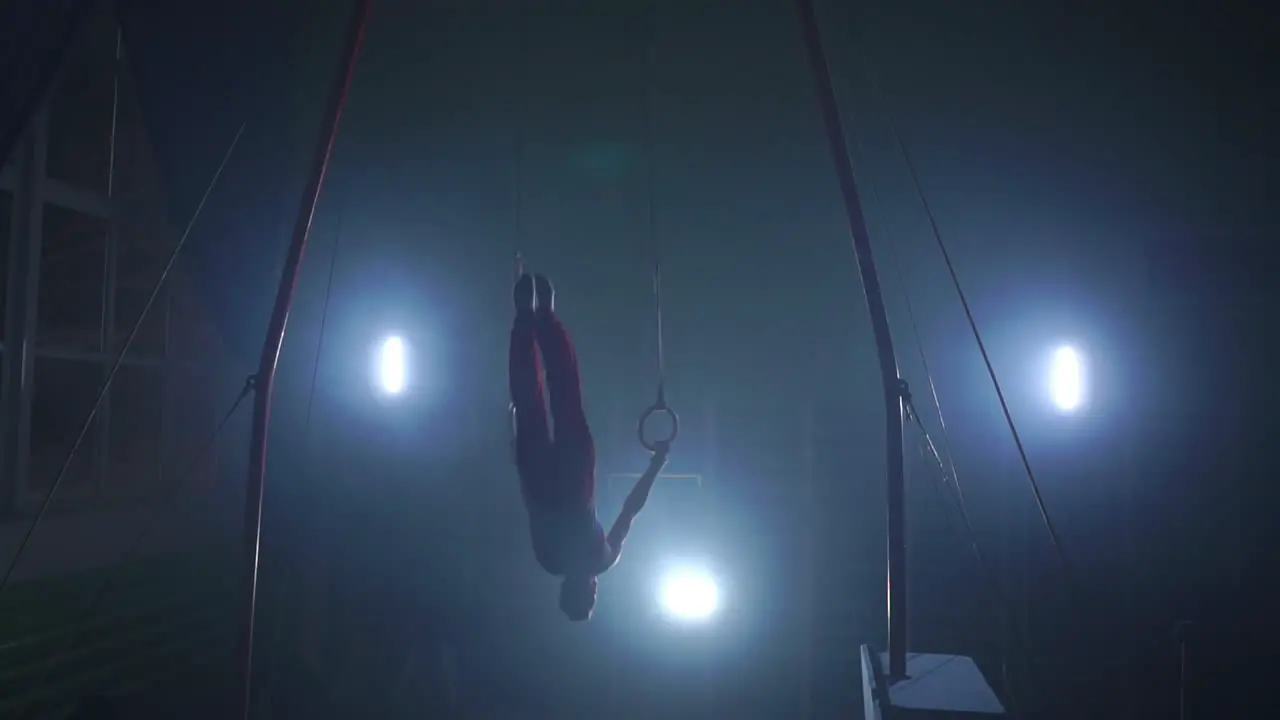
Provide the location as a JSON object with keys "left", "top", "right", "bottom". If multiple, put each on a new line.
{"left": 1049, "top": 345, "right": 1084, "bottom": 412}
{"left": 658, "top": 566, "right": 720, "bottom": 623}
{"left": 376, "top": 335, "right": 407, "bottom": 395}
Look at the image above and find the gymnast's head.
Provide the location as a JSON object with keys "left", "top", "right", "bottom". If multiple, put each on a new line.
{"left": 560, "top": 573, "right": 598, "bottom": 622}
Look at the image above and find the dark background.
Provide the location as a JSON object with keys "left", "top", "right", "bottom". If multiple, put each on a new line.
{"left": 10, "top": 0, "right": 1279, "bottom": 717}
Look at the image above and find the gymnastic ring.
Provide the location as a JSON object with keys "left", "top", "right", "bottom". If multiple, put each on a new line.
{"left": 638, "top": 403, "right": 679, "bottom": 452}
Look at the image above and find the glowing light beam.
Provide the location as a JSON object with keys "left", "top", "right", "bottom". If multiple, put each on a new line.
{"left": 374, "top": 335, "right": 407, "bottom": 396}
{"left": 658, "top": 566, "right": 721, "bottom": 623}
{"left": 1048, "top": 345, "right": 1085, "bottom": 413}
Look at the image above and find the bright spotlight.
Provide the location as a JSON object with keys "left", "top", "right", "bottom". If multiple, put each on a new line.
{"left": 658, "top": 566, "right": 721, "bottom": 623}
{"left": 374, "top": 335, "right": 407, "bottom": 395}
{"left": 1048, "top": 345, "right": 1085, "bottom": 412}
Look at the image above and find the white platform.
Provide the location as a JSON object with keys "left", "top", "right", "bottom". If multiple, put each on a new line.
{"left": 861, "top": 645, "right": 1005, "bottom": 718}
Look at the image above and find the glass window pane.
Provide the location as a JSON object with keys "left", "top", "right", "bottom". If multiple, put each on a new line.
{"left": 167, "top": 278, "right": 217, "bottom": 364}
{"left": 114, "top": 249, "right": 168, "bottom": 358}
{"left": 45, "top": 12, "right": 117, "bottom": 194}
{"left": 107, "top": 364, "right": 164, "bottom": 494}
{"left": 38, "top": 203, "right": 106, "bottom": 351}
{"left": 30, "top": 357, "right": 101, "bottom": 495}
{"left": 167, "top": 364, "right": 218, "bottom": 490}
{"left": 1, "top": 188, "right": 10, "bottom": 326}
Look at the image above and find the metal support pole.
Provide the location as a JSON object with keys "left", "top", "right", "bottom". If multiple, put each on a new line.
{"left": 237, "top": 1, "right": 373, "bottom": 716}
{"left": 795, "top": 0, "right": 909, "bottom": 680}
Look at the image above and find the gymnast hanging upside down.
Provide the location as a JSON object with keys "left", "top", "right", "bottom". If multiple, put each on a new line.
{"left": 509, "top": 273, "right": 669, "bottom": 622}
